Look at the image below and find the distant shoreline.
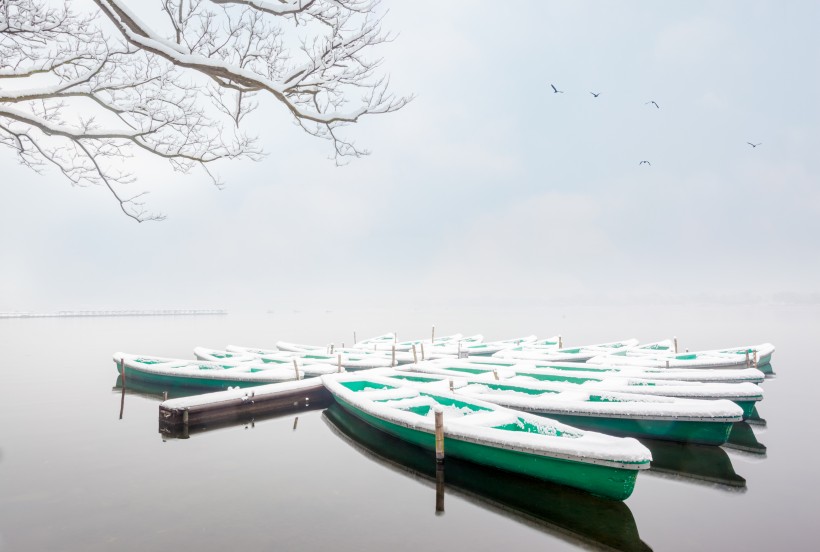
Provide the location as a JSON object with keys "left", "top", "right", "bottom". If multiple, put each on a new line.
{"left": 0, "top": 309, "right": 228, "bottom": 319}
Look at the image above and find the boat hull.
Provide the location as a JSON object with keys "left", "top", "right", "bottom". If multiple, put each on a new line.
{"left": 530, "top": 413, "right": 734, "bottom": 446}
{"left": 333, "top": 396, "right": 641, "bottom": 500}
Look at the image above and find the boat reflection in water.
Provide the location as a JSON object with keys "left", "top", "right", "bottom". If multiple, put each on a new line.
{"left": 323, "top": 403, "right": 652, "bottom": 552}
{"left": 723, "top": 422, "right": 767, "bottom": 455}
{"left": 639, "top": 438, "right": 747, "bottom": 490}
{"left": 112, "top": 375, "right": 211, "bottom": 401}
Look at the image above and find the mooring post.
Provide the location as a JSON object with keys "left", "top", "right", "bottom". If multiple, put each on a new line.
{"left": 448, "top": 379, "right": 454, "bottom": 392}
{"left": 293, "top": 358, "right": 301, "bottom": 380}
{"left": 353, "top": 330, "right": 357, "bottom": 345}
{"left": 492, "top": 369, "right": 499, "bottom": 381}
{"left": 391, "top": 345, "right": 396, "bottom": 368}
{"left": 119, "top": 358, "right": 126, "bottom": 387}
{"left": 753, "top": 350, "right": 758, "bottom": 369}
{"left": 182, "top": 409, "right": 189, "bottom": 425}
{"left": 412, "top": 344, "right": 418, "bottom": 364}
{"left": 673, "top": 336, "right": 678, "bottom": 354}
{"left": 665, "top": 360, "right": 670, "bottom": 368}
{"left": 745, "top": 350, "right": 750, "bottom": 368}
{"left": 293, "top": 417, "right": 299, "bottom": 431}
{"left": 558, "top": 335, "right": 563, "bottom": 348}
{"left": 420, "top": 342, "right": 425, "bottom": 361}
{"left": 337, "top": 354, "right": 343, "bottom": 373}
{"left": 432, "top": 325, "right": 435, "bottom": 343}
{"left": 434, "top": 408, "right": 444, "bottom": 463}
{"left": 162, "top": 391, "right": 168, "bottom": 401}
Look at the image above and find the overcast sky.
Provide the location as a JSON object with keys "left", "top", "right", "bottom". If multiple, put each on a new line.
{"left": 1, "top": 1, "right": 818, "bottom": 312}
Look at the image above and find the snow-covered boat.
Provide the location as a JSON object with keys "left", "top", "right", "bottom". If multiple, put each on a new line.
{"left": 354, "top": 333, "right": 468, "bottom": 352}
{"left": 323, "top": 403, "right": 652, "bottom": 552}
{"left": 494, "top": 339, "right": 640, "bottom": 362}
{"left": 322, "top": 372, "right": 651, "bottom": 500}
{"left": 395, "top": 360, "right": 764, "bottom": 418}
{"left": 586, "top": 345, "right": 773, "bottom": 369}
{"left": 112, "top": 353, "right": 335, "bottom": 390}
{"left": 702, "top": 343, "right": 775, "bottom": 367}
{"left": 423, "top": 335, "right": 539, "bottom": 357}
{"left": 462, "top": 357, "right": 766, "bottom": 384}
{"left": 379, "top": 370, "right": 743, "bottom": 445}
{"left": 201, "top": 346, "right": 396, "bottom": 371}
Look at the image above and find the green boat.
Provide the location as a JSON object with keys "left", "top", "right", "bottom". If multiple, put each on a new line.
{"left": 381, "top": 371, "right": 742, "bottom": 445}
{"left": 323, "top": 403, "right": 652, "bottom": 552}
{"left": 195, "top": 346, "right": 393, "bottom": 371}
{"left": 397, "top": 360, "right": 764, "bottom": 419}
{"left": 113, "top": 352, "right": 327, "bottom": 390}
{"left": 586, "top": 342, "right": 775, "bottom": 370}
{"left": 464, "top": 357, "right": 766, "bottom": 384}
{"left": 322, "top": 373, "right": 651, "bottom": 500}
{"left": 495, "top": 339, "right": 641, "bottom": 362}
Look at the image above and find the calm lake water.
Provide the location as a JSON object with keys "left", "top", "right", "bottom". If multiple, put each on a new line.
{"left": 0, "top": 305, "right": 816, "bottom": 551}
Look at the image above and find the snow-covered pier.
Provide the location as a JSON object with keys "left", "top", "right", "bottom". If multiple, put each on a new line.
{"left": 1, "top": 309, "right": 227, "bottom": 319}
{"left": 158, "top": 379, "right": 332, "bottom": 437}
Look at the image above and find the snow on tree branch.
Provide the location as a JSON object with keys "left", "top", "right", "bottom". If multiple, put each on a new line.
{"left": 0, "top": 0, "right": 410, "bottom": 221}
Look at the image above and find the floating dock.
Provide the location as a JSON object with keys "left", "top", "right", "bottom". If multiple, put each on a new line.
{"left": 158, "top": 378, "right": 332, "bottom": 432}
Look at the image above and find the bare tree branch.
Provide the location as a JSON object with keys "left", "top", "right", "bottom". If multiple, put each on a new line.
{"left": 0, "top": 0, "right": 410, "bottom": 221}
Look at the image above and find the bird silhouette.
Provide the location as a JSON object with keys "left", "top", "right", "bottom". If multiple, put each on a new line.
{"left": 590, "top": 92, "right": 600, "bottom": 97}
{"left": 639, "top": 160, "right": 651, "bottom": 166}
{"left": 645, "top": 101, "right": 659, "bottom": 109}
{"left": 550, "top": 84, "right": 564, "bottom": 94}
{"left": 747, "top": 142, "right": 762, "bottom": 148}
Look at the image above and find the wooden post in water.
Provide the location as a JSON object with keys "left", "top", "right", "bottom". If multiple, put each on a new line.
{"left": 432, "top": 325, "right": 435, "bottom": 343}
{"left": 448, "top": 379, "right": 454, "bottom": 392}
{"left": 337, "top": 354, "right": 343, "bottom": 373}
{"left": 293, "top": 358, "right": 301, "bottom": 380}
{"left": 412, "top": 344, "right": 418, "bottom": 364}
{"left": 353, "top": 331, "right": 357, "bottom": 345}
{"left": 745, "top": 351, "right": 750, "bottom": 368}
{"left": 391, "top": 345, "right": 396, "bottom": 367}
{"left": 558, "top": 335, "right": 563, "bottom": 348}
{"left": 119, "top": 358, "right": 126, "bottom": 387}
{"left": 493, "top": 369, "right": 499, "bottom": 381}
{"left": 163, "top": 391, "right": 168, "bottom": 401}
{"left": 420, "top": 343, "right": 425, "bottom": 361}
{"left": 434, "top": 409, "right": 444, "bottom": 463}
{"left": 182, "top": 409, "right": 189, "bottom": 425}
{"left": 673, "top": 336, "right": 678, "bottom": 354}
{"left": 753, "top": 351, "right": 758, "bottom": 369}
{"left": 293, "top": 417, "right": 299, "bottom": 431}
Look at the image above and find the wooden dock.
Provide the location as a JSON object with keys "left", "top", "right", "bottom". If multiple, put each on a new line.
{"left": 158, "top": 379, "right": 333, "bottom": 435}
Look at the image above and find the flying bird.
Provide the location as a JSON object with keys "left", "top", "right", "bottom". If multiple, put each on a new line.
{"left": 645, "top": 101, "right": 660, "bottom": 109}
{"left": 590, "top": 92, "right": 600, "bottom": 97}
{"left": 550, "top": 84, "right": 564, "bottom": 94}
{"left": 747, "top": 142, "right": 762, "bottom": 148}
{"left": 639, "top": 160, "right": 651, "bottom": 166}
